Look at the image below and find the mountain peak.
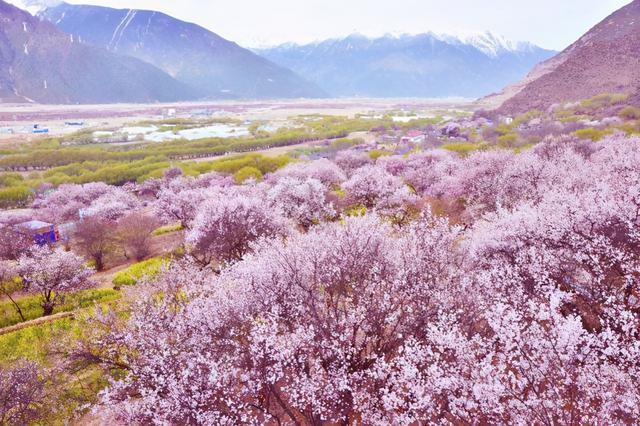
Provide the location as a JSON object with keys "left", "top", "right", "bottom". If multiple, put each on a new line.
{"left": 256, "top": 33, "right": 555, "bottom": 98}
{"left": 270, "top": 31, "right": 543, "bottom": 58}
{"left": 6, "top": 0, "right": 61, "bottom": 15}
{"left": 463, "top": 31, "right": 535, "bottom": 57}
{"left": 39, "top": 2, "right": 326, "bottom": 99}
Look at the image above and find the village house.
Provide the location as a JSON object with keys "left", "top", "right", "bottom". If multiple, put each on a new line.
{"left": 401, "top": 130, "right": 426, "bottom": 144}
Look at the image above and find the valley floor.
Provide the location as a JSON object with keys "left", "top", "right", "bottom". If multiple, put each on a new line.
{"left": 0, "top": 98, "right": 473, "bottom": 141}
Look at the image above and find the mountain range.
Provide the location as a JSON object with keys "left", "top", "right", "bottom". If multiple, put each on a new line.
{"left": 256, "top": 33, "right": 556, "bottom": 98}
{"left": 5, "top": 0, "right": 634, "bottom": 106}
{"left": 39, "top": 2, "right": 327, "bottom": 100}
{"left": 0, "top": 0, "right": 196, "bottom": 103}
{"left": 487, "top": 0, "right": 640, "bottom": 113}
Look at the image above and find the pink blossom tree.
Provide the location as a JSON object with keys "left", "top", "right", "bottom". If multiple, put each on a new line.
{"left": 267, "top": 177, "right": 336, "bottom": 229}
{"left": 343, "top": 165, "right": 401, "bottom": 208}
{"left": 32, "top": 182, "right": 112, "bottom": 223}
{"left": 18, "top": 247, "right": 93, "bottom": 316}
{"left": 0, "top": 260, "right": 25, "bottom": 322}
{"left": 376, "top": 154, "right": 408, "bottom": 176}
{"left": 401, "top": 149, "right": 458, "bottom": 196}
{"left": 333, "top": 150, "right": 372, "bottom": 176}
{"left": 154, "top": 174, "right": 232, "bottom": 229}
{"left": 270, "top": 158, "right": 346, "bottom": 188}
{"left": 163, "top": 167, "right": 183, "bottom": 180}
{"left": 80, "top": 187, "right": 141, "bottom": 222}
{"left": 434, "top": 149, "right": 515, "bottom": 216}
{"left": 186, "top": 193, "right": 289, "bottom": 266}
{"left": 343, "top": 165, "right": 419, "bottom": 222}
{"left": 0, "top": 362, "right": 48, "bottom": 425}
{"left": 154, "top": 186, "right": 209, "bottom": 230}
{"left": 82, "top": 214, "right": 467, "bottom": 423}
{"left": 0, "top": 225, "right": 32, "bottom": 261}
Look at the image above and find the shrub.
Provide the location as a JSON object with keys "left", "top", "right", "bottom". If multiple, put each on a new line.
{"left": 441, "top": 142, "right": 484, "bottom": 155}
{"left": 0, "top": 173, "right": 24, "bottom": 188}
{"left": 234, "top": 167, "right": 263, "bottom": 184}
{"left": 330, "top": 138, "right": 362, "bottom": 151}
{"left": 0, "top": 186, "right": 32, "bottom": 208}
{"left": 574, "top": 128, "right": 610, "bottom": 141}
{"left": 579, "top": 93, "right": 629, "bottom": 110}
{"left": 619, "top": 106, "right": 640, "bottom": 120}
{"left": 368, "top": 150, "right": 391, "bottom": 160}
{"left": 494, "top": 123, "right": 514, "bottom": 136}
{"left": 498, "top": 133, "right": 519, "bottom": 146}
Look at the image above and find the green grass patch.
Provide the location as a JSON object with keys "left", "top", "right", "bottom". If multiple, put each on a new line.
{"left": 328, "top": 138, "right": 362, "bottom": 151}
{"left": 0, "top": 185, "right": 33, "bottom": 208}
{"left": 188, "top": 153, "right": 290, "bottom": 176}
{"left": 512, "top": 110, "right": 543, "bottom": 127}
{"left": 153, "top": 222, "right": 184, "bottom": 236}
{"left": 494, "top": 123, "right": 515, "bottom": 136}
{"left": 112, "top": 257, "right": 169, "bottom": 288}
{"left": 0, "top": 316, "right": 79, "bottom": 364}
{"left": 0, "top": 288, "right": 120, "bottom": 329}
{"left": 555, "top": 110, "right": 590, "bottom": 123}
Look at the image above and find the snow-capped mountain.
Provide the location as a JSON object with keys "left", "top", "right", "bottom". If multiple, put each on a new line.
{"left": 460, "top": 31, "right": 539, "bottom": 57}
{"left": 39, "top": 2, "right": 326, "bottom": 99}
{"left": 256, "top": 32, "right": 556, "bottom": 98}
{"left": 4, "top": 0, "right": 59, "bottom": 15}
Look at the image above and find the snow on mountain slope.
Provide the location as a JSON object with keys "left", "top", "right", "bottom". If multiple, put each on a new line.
{"left": 256, "top": 32, "right": 556, "bottom": 98}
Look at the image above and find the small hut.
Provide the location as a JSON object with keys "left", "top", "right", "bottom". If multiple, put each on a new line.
{"left": 14, "top": 220, "right": 59, "bottom": 246}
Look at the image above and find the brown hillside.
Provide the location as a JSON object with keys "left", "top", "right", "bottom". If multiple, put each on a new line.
{"left": 486, "top": 0, "right": 640, "bottom": 113}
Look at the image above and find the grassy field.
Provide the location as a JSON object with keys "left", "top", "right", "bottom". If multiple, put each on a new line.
{"left": 0, "top": 288, "right": 120, "bottom": 329}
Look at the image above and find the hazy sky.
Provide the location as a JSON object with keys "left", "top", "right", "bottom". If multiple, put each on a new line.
{"left": 14, "top": 0, "right": 632, "bottom": 50}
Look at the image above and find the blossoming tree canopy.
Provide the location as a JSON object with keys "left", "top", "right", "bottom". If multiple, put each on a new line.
{"left": 5, "top": 134, "right": 640, "bottom": 424}
{"left": 18, "top": 247, "right": 93, "bottom": 316}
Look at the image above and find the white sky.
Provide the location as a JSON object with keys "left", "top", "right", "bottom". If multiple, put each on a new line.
{"left": 12, "top": 0, "right": 632, "bottom": 50}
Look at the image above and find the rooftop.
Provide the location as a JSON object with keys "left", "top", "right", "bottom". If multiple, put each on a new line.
{"left": 15, "top": 220, "right": 53, "bottom": 230}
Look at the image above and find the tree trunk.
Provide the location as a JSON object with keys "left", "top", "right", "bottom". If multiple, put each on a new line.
{"left": 94, "top": 254, "right": 104, "bottom": 272}
{"left": 42, "top": 302, "right": 54, "bottom": 316}
{"left": 6, "top": 294, "right": 25, "bottom": 322}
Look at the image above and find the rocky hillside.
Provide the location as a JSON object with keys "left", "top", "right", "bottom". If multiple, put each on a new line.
{"left": 40, "top": 2, "right": 326, "bottom": 99}
{"left": 256, "top": 32, "right": 555, "bottom": 98}
{"left": 489, "top": 0, "right": 640, "bottom": 113}
{"left": 0, "top": 1, "right": 197, "bottom": 104}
